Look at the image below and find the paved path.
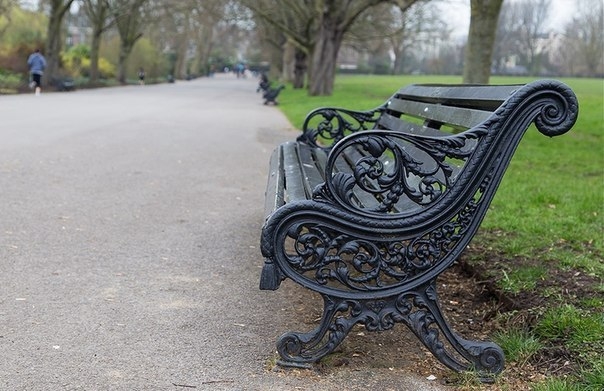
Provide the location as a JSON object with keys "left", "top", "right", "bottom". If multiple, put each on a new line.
{"left": 0, "top": 75, "right": 445, "bottom": 390}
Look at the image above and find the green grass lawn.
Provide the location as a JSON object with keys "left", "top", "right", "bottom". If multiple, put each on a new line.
{"left": 274, "top": 74, "right": 604, "bottom": 390}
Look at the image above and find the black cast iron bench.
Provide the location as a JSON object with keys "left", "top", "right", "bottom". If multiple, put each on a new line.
{"left": 257, "top": 73, "right": 286, "bottom": 105}
{"left": 259, "top": 80, "right": 578, "bottom": 378}
{"left": 52, "top": 77, "right": 75, "bottom": 92}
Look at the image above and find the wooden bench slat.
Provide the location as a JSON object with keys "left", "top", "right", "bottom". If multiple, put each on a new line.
{"left": 312, "top": 146, "right": 329, "bottom": 174}
{"left": 386, "top": 98, "right": 492, "bottom": 129}
{"left": 396, "top": 84, "right": 520, "bottom": 110}
{"left": 296, "top": 144, "right": 327, "bottom": 193}
{"left": 264, "top": 144, "right": 285, "bottom": 217}
{"left": 377, "top": 113, "right": 449, "bottom": 137}
{"left": 282, "top": 141, "right": 308, "bottom": 202}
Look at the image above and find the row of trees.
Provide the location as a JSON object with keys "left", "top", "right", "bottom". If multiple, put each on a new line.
{"left": 242, "top": 0, "right": 602, "bottom": 93}
{"left": 241, "top": 0, "right": 504, "bottom": 94}
{"left": 0, "top": 0, "right": 230, "bottom": 85}
{"left": 0, "top": 0, "right": 602, "bottom": 95}
{"left": 48, "top": 0, "right": 217, "bottom": 84}
{"left": 493, "top": 0, "right": 603, "bottom": 77}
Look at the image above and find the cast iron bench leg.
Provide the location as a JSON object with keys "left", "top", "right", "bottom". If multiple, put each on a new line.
{"left": 277, "top": 295, "right": 355, "bottom": 368}
{"left": 276, "top": 280, "right": 505, "bottom": 379}
{"left": 403, "top": 281, "right": 504, "bottom": 379}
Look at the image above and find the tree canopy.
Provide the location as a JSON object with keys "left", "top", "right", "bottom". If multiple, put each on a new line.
{"left": 0, "top": 0, "right": 601, "bottom": 92}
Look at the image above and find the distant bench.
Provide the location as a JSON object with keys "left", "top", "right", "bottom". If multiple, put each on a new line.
{"left": 52, "top": 77, "right": 75, "bottom": 92}
{"left": 257, "top": 73, "right": 285, "bottom": 105}
{"left": 259, "top": 80, "right": 578, "bottom": 379}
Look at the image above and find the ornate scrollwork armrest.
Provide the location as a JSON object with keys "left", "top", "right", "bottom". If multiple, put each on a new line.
{"left": 297, "top": 105, "right": 386, "bottom": 149}
{"left": 313, "top": 128, "right": 487, "bottom": 217}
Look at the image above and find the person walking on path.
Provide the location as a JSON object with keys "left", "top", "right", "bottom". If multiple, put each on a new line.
{"left": 27, "top": 48, "right": 46, "bottom": 95}
{"left": 138, "top": 67, "right": 145, "bottom": 85}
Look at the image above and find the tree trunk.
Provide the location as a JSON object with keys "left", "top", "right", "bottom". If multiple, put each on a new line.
{"left": 117, "top": 46, "right": 129, "bottom": 84}
{"left": 293, "top": 46, "right": 307, "bottom": 89}
{"left": 392, "top": 40, "right": 404, "bottom": 75}
{"left": 268, "top": 41, "right": 283, "bottom": 82}
{"left": 463, "top": 0, "right": 503, "bottom": 84}
{"left": 175, "top": 16, "right": 190, "bottom": 79}
{"left": 198, "top": 25, "right": 214, "bottom": 76}
{"left": 174, "top": 37, "right": 187, "bottom": 79}
{"left": 45, "top": 12, "right": 62, "bottom": 86}
{"left": 85, "top": 0, "right": 111, "bottom": 85}
{"left": 112, "top": 0, "right": 146, "bottom": 84}
{"left": 308, "top": 11, "right": 344, "bottom": 96}
{"left": 45, "top": 0, "right": 74, "bottom": 85}
{"left": 89, "top": 29, "right": 102, "bottom": 83}
{"left": 282, "top": 40, "right": 307, "bottom": 88}
{"left": 281, "top": 40, "right": 294, "bottom": 82}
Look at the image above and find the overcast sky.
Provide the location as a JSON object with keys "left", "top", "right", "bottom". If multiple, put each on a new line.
{"left": 445, "top": 0, "right": 577, "bottom": 38}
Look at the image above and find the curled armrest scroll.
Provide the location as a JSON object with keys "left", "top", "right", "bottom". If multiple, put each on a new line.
{"left": 297, "top": 105, "right": 386, "bottom": 149}
{"left": 505, "top": 79, "right": 579, "bottom": 138}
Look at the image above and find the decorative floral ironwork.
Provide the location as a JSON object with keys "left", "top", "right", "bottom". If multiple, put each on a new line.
{"left": 281, "top": 190, "right": 483, "bottom": 293}
{"left": 297, "top": 106, "right": 385, "bottom": 148}
{"left": 312, "top": 129, "right": 487, "bottom": 215}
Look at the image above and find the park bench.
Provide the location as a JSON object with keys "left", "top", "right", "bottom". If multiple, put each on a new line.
{"left": 52, "top": 76, "right": 75, "bottom": 92}
{"left": 257, "top": 73, "right": 285, "bottom": 105}
{"left": 259, "top": 79, "right": 578, "bottom": 378}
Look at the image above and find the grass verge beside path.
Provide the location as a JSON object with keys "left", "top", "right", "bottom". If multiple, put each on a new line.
{"left": 274, "top": 75, "right": 603, "bottom": 390}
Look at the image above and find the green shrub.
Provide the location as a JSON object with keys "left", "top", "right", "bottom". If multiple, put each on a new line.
{"left": 0, "top": 70, "right": 24, "bottom": 92}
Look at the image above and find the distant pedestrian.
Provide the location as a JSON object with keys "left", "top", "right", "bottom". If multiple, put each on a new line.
{"left": 236, "top": 63, "right": 245, "bottom": 78}
{"left": 138, "top": 67, "right": 145, "bottom": 85}
{"left": 27, "top": 48, "right": 46, "bottom": 96}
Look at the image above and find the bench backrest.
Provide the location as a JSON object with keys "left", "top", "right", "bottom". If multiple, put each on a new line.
{"left": 376, "top": 84, "right": 521, "bottom": 136}
{"left": 316, "top": 80, "right": 578, "bottom": 220}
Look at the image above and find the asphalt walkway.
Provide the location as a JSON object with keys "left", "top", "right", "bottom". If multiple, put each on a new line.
{"left": 0, "top": 74, "right": 445, "bottom": 390}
